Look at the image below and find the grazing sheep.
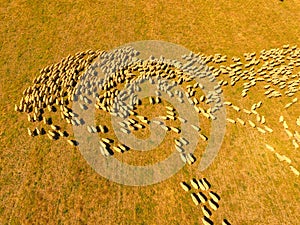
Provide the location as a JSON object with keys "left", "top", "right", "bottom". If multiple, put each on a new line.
{"left": 282, "top": 155, "right": 292, "bottom": 164}
{"left": 292, "top": 139, "right": 299, "bottom": 149}
{"left": 232, "top": 105, "right": 240, "bottom": 112}
{"left": 161, "top": 125, "right": 170, "bottom": 131}
{"left": 149, "top": 96, "right": 154, "bottom": 104}
{"left": 175, "top": 139, "right": 183, "bottom": 147}
{"left": 190, "top": 178, "right": 199, "bottom": 189}
{"left": 257, "top": 127, "right": 266, "bottom": 134}
{"left": 208, "top": 199, "right": 219, "bottom": 211}
{"left": 223, "top": 101, "right": 232, "bottom": 106}
{"left": 113, "top": 146, "right": 123, "bottom": 153}
{"left": 222, "top": 219, "right": 232, "bottom": 225}
{"left": 170, "top": 126, "right": 181, "bottom": 133}
{"left": 201, "top": 178, "right": 211, "bottom": 190}
{"left": 201, "top": 216, "right": 214, "bottom": 225}
{"left": 178, "top": 117, "right": 187, "bottom": 123}
{"left": 226, "top": 118, "right": 236, "bottom": 124}
{"left": 285, "top": 129, "right": 293, "bottom": 138}
{"left": 175, "top": 145, "right": 184, "bottom": 153}
{"left": 27, "top": 128, "right": 33, "bottom": 137}
{"left": 248, "top": 120, "right": 256, "bottom": 128}
{"left": 279, "top": 115, "right": 284, "bottom": 123}
{"left": 197, "top": 179, "right": 206, "bottom": 191}
{"left": 265, "top": 144, "right": 275, "bottom": 152}
{"left": 236, "top": 118, "right": 245, "bottom": 125}
{"left": 67, "top": 139, "right": 77, "bottom": 146}
{"left": 197, "top": 192, "right": 208, "bottom": 203}
{"left": 191, "top": 124, "right": 201, "bottom": 132}
{"left": 180, "top": 153, "right": 187, "bottom": 163}
{"left": 208, "top": 191, "right": 221, "bottom": 202}
{"left": 290, "top": 166, "right": 300, "bottom": 176}
{"left": 275, "top": 152, "right": 285, "bottom": 162}
{"left": 284, "top": 102, "right": 293, "bottom": 109}
{"left": 186, "top": 153, "right": 196, "bottom": 164}
{"left": 179, "top": 137, "right": 189, "bottom": 145}
{"left": 191, "top": 193, "right": 201, "bottom": 206}
{"left": 243, "top": 109, "right": 252, "bottom": 114}
{"left": 180, "top": 181, "right": 191, "bottom": 192}
{"left": 47, "top": 133, "right": 55, "bottom": 140}
{"left": 201, "top": 205, "right": 212, "bottom": 218}
{"left": 199, "top": 133, "right": 208, "bottom": 141}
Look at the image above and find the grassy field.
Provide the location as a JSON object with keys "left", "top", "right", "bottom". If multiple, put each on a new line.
{"left": 1, "top": 0, "right": 300, "bottom": 224}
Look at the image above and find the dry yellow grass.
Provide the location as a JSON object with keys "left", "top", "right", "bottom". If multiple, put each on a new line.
{"left": 1, "top": 0, "right": 300, "bottom": 224}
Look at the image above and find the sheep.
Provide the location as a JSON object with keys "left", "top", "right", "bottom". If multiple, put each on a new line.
{"left": 294, "top": 131, "right": 300, "bottom": 142}
{"left": 97, "top": 125, "right": 106, "bottom": 133}
{"left": 160, "top": 125, "right": 170, "bottom": 131}
{"left": 199, "top": 133, "right": 208, "bottom": 141}
{"left": 180, "top": 153, "right": 187, "bottom": 163}
{"left": 166, "top": 106, "right": 174, "bottom": 111}
{"left": 222, "top": 219, "right": 232, "bottom": 225}
{"left": 190, "top": 193, "right": 201, "bottom": 206}
{"left": 155, "top": 96, "right": 161, "bottom": 104}
{"left": 178, "top": 117, "right": 187, "bottom": 123}
{"left": 197, "top": 180, "right": 206, "bottom": 191}
{"left": 186, "top": 153, "right": 196, "bottom": 165}
{"left": 201, "top": 216, "right": 214, "bottom": 225}
{"left": 292, "top": 139, "right": 299, "bottom": 149}
{"left": 279, "top": 115, "right": 284, "bottom": 123}
{"left": 120, "top": 127, "right": 130, "bottom": 134}
{"left": 243, "top": 109, "right": 252, "bottom": 114}
{"left": 180, "top": 181, "right": 191, "bottom": 192}
{"left": 118, "top": 144, "right": 129, "bottom": 152}
{"left": 265, "top": 144, "right": 275, "bottom": 152}
{"left": 149, "top": 96, "right": 154, "bottom": 104}
{"left": 285, "top": 129, "right": 293, "bottom": 138}
{"left": 223, "top": 101, "right": 232, "bottom": 106}
{"left": 236, "top": 118, "right": 245, "bottom": 125}
{"left": 190, "top": 178, "right": 199, "bottom": 189}
{"left": 175, "top": 145, "right": 184, "bottom": 153}
{"left": 136, "top": 115, "right": 149, "bottom": 124}
{"left": 201, "top": 178, "right": 211, "bottom": 190}
{"left": 284, "top": 102, "right": 293, "bottom": 109}
{"left": 201, "top": 205, "right": 212, "bottom": 218}
{"left": 169, "top": 126, "right": 180, "bottom": 133}
{"left": 261, "top": 115, "right": 266, "bottom": 124}
{"left": 197, "top": 192, "right": 208, "bottom": 203}
{"left": 152, "top": 120, "right": 163, "bottom": 125}
{"left": 113, "top": 146, "right": 124, "bottom": 153}
{"left": 67, "top": 139, "right": 77, "bottom": 146}
{"left": 256, "top": 114, "right": 261, "bottom": 123}
{"left": 296, "top": 117, "right": 300, "bottom": 126}
{"left": 200, "top": 95, "right": 205, "bottom": 102}
{"left": 48, "top": 130, "right": 57, "bottom": 138}
{"left": 191, "top": 124, "right": 201, "bottom": 132}
{"left": 275, "top": 152, "right": 285, "bottom": 162}
{"left": 134, "top": 123, "right": 145, "bottom": 129}
{"left": 290, "top": 166, "right": 300, "bottom": 176}
{"left": 27, "top": 128, "right": 33, "bottom": 137}
{"left": 208, "top": 191, "right": 221, "bottom": 202}
{"left": 175, "top": 139, "right": 183, "bottom": 147}
{"left": 248, "top": 120, "right": 256, "bottom": 128}
{"left": 208, "top": 199, "right": 219, "bottom": 211}
{"left": 226, "top": 117, "right": 237, "bottom": 125}
{"left": 167, "top": 115, "right": 176, "bottom": 120}
{"left": 281, "top": 155, "right": 292, "bottom": 164}
{"left": 87, "top": 125, "right": 94, "bottom": 133}
{"left": 179, "top": 137, "right": 189, "bottom": 145}
{"left": 57, "top": 130, "right": 66, "bottom": 137}
{"left": 257, "top": 127, "right": 266, "bottom": 134}
{"left": 159, "top": 115, "right": 169, "bottom": 120}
